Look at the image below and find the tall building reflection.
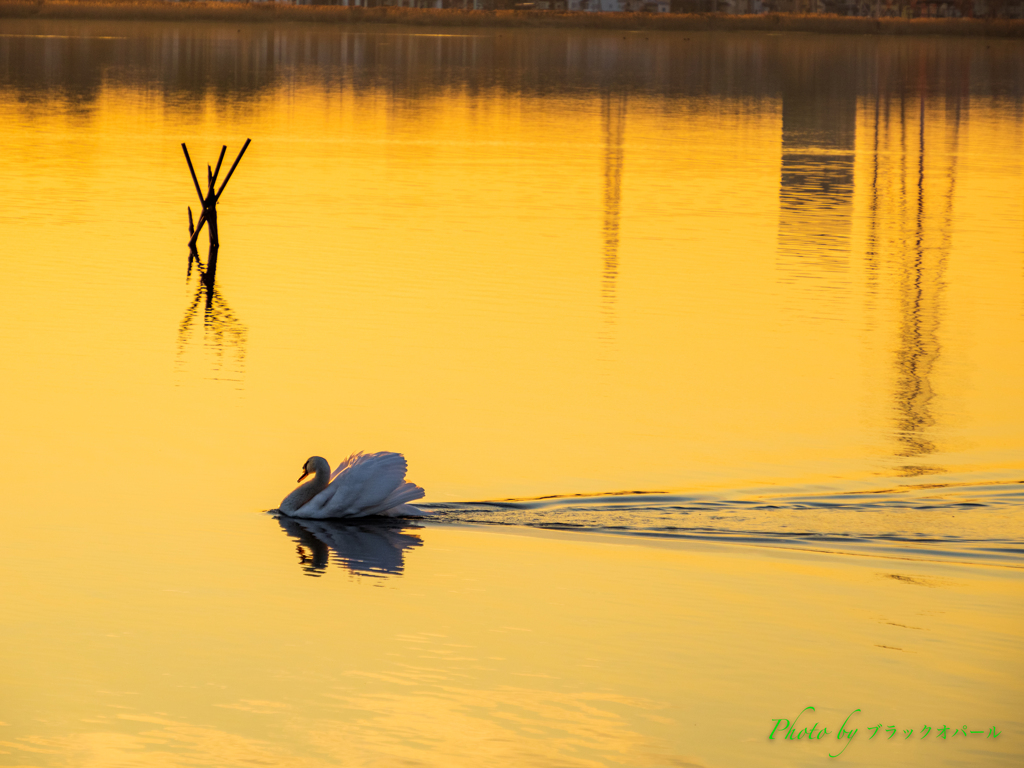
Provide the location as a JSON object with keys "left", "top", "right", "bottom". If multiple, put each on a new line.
{"left": 776, "top": 45, "right": 967, "bottom": 476}
{"left": 601, "top": 90, "right": 626, "bottom": 339}
{"left": 777, "top": 49, "right": 964, "bottom": 477}
{"left": 865, "top": 87, "right": 960, "bottom": 476}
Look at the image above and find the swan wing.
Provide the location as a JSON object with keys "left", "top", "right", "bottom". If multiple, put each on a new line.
{"left": 371, "top": 482, "right": 428, "bottom": 516}
{"left": 329, "top": 451, "right": 364, "bottom": 482}
{"left": 325, "top": 452, "right": 411, "bottom": 518}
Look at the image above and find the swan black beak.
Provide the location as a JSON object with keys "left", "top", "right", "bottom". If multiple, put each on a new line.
{"left": 297, "top": 469, "right": 310, "bottom": 483}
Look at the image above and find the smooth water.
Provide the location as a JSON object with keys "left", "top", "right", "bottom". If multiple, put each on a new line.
{"left": 1, "top": 18, "right": 1022, "bottom": 768}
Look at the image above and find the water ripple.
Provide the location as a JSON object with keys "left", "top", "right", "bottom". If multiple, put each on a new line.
{"left": 424, "top": 481, "right": 1024, "bottom": 565}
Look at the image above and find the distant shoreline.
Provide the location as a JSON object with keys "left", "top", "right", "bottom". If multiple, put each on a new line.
{"left": 1, "top": 1, "right": 1023, "bottom": 38}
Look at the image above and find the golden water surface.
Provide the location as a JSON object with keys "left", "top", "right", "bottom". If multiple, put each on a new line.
{"left": 0, "top": 19, "right": 1022, "bottom": 768}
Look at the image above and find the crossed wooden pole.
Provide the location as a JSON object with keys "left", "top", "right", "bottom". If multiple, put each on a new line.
{"left": 182, "top": 138, "right": 251, "bottom": 251}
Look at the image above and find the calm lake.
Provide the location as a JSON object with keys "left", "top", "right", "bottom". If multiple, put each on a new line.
{"left": 0, "top": 18, "right": 1022, "bottom": 768}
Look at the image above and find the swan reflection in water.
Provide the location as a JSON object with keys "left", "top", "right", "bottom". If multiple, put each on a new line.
{"left": 273, "top": 514, "right": 425, "bottom": 578}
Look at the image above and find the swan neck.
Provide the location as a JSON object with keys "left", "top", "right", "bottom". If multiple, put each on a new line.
{"left": 312, "top": 459, "right": 331, "bottom": 490}
{"left": 279, "top": 457, "right": 334, "bottom": 514}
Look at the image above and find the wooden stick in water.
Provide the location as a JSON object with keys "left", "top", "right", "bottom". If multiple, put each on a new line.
{"left": 211, "top": 145, "right": 227, "bottom": 187}
{"left": 215, "top": 138, "right": 251, "bottom": 201}
{"left": 188, "top": 211, "right": 207, "bottom": 247}
{"left": 181, "top": 143, "right": 206, "bottom": 208}
{"left": 188, "top": 206, "right": 194, "bottom": 236}
{"left": 206, "top": 198, "right": 219, "bottom": 249}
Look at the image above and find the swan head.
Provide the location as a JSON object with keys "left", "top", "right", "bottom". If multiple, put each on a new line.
{"left": 298, "top": 456, "right": 330, "bottom": 483}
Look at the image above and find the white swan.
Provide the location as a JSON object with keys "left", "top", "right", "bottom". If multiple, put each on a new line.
{"left": 277, "top": 453, "right": 428, "bottom": 519}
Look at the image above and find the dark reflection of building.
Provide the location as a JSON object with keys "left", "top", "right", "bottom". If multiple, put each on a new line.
{"left": 775, "top": 42, "right": 969, "bottom": 478}
{"left": 777, "top": 43, "right": 858, "bottom": 280}
{"left": 600, "top": 90, "right": 626, "bottom": 340}
{"left": 0, "top": 21, "right": 789, "bottom": 105}
{"left": 1, "top": 24, "right": 1015, "bottom": 112}
{"left": 274, "top": 515, "right": 425, "bottom": 578}
{"left": 176, "top": 246, "right": 247, "bottom": 384}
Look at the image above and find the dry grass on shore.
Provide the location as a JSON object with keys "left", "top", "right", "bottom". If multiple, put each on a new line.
{"left": 1, "top": 0, "right": 1022, "bottom": 37}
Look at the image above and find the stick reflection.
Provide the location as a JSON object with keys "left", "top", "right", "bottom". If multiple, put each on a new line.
{"left": 273, "top": 515, "right": 425, "bottom": 578}
{"left": 176, "top": 244, "right": 248, "bottom": 382}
